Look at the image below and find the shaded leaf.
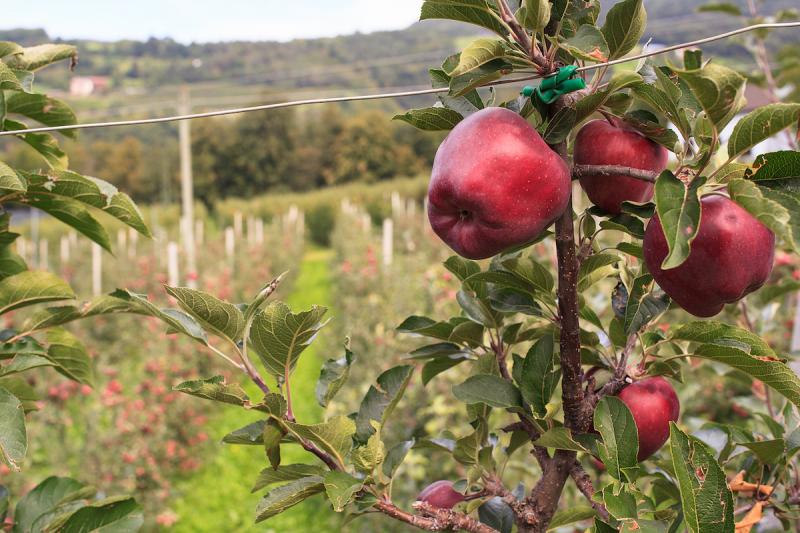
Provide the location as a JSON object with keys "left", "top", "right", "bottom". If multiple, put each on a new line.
{"left": 255, "top": 476, "right": 325, "bottom": 522}
{"left": 653, "top": 170, "right": 706, "bottom": 269}
{"left": 323, "top": 471, "right": 363, "bottom": 512}
{"left": 165, "top": 286, "right": 244, "bottom": 343}
{"left": 355, "top": 365, "right": 414, "bottom": 442}
{"left": 0, "top": 271, "right": 74, "bottom": 316}
{"left": 0, "top": 387, "right": 25, "bottom": 471}
{"left": 453, "top": 374, "right": 522, "bottom": 408}
{"left": 594, "top": 396, "right": 639, "bottom": 482}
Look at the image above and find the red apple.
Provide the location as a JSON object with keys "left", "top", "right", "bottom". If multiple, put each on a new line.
{"left": 427, "top": 107, "right": 571, "bottom": 259}
{"left": 574, "top": 118, "right": 669, "bottom": 215}
{"left": 416, "top": 480, "right": 465, "bottom": 509}
{"left": 643, "top": 194, "right": 775, "bottom": 317}
{"left": 618, "top": 376, "right": 680, "bottom": 461}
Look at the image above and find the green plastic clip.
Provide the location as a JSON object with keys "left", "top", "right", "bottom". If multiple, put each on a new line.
{"left": 532, "top": 65, "right": 586, "bottom": 105}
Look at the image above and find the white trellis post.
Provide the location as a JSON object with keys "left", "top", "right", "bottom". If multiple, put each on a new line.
{"left": 225, "top": 226, "right": 235, "bottom": 264}
{"left": 167, "top": 242, "right": 180, "bottom": 287}
{"left": 382, "top": 218, "right": 393, "bottom": 268}
{"left": 391, "top": 191, "right": 403, "bottom": 218}
{"left": 233, "top": 211, "right": 243, "bottom": 239}
{"left": 92, "top": 243, "right": 102, "bottom": 296}
{"left": 255, "top": 219, "right": 264, "bottom": 246}
{"left": 128, "top": 228, "right": 138, "bottom": 259}
{"left": 60, "top": 236, "right": 70, "bottom": 265}
{"left": 297, "top": 211, "right": 305, "bottom": 240}
{"left": 17, "top": 238, "right": 26, "bottom": 263}
{"left": 791, "top": 295, "right": 800, "bottom": 353}
{"left": 117, "top": 229, "right": 127, "bottom": 255}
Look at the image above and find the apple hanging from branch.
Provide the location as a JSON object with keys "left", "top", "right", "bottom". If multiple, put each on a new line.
{"left": 617, "top": 376, "right": 680, "bottom": 461}
{"left": 427, "top": 107, "right": 571, "bottom": 259}
{"left": 574, "top": 118, "right": 669, "bottom": 215}
{"left": 644, "top": 194, "right": 775, "bottom": 317}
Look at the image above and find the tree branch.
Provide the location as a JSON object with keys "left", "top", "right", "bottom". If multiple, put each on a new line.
{"left": 495, "top": 0, "right": 548, "bottom": 68}
{"left": 373, "top": 500, "right": 499, "bottom": 533}
{"left": 569, "top": 461, "right": 609, "bottom": 520}
{"left": 572, "top": 165, "right": 659, "bottom": 184}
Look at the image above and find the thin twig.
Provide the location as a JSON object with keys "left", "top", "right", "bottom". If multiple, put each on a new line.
{"left": 572, "top": 165, "right": 659, "bottom": 184}
{"left": 569, "top": 461, "right": 609, "bottom": 520}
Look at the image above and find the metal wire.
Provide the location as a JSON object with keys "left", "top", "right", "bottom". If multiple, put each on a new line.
{"left": 1, "top": 21, "right": 798, "bottom": 137}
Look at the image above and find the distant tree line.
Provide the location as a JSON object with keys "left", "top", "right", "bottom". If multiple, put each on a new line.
{"left": 0, "top": 107, "right": 443, "bottom": 208}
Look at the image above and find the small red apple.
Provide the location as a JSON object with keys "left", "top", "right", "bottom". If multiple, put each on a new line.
{"left": 618, "top": 376, "right": 680, "bottom": 461}
{"left": 643, "top": 194, "right": 775, "bottom": 317}
{"left": 574, "top": 118, "right": 669, "bottom": 215}
{"left": 427, "top": 107, "right": 571, "bottom": 259}
{"left": 416, "top": 480, "right": 465, "bottom": 509}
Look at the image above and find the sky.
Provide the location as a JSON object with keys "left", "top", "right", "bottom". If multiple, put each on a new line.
{"left": 1, "top": 0, "right": 426, "bottom": 43}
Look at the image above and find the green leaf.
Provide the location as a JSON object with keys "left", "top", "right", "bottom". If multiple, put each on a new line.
{"left": 523, "top": 0, "right": 551, "bottom": 32}
{"left": 430, "top": 68, "right": 484, "bottom": 117}
{"left": 744, "top": 150, "right": 800, "bottom": 192}
{"left": 548, "top": 506, "right": 596, "bottom": 530}
{"left": 675, "top": 64, "right": 746, "bottom": 129}
{"left": 740, "top": 439, "right": 785, "bottom": 464}
{"left": 0, "top": 42, "right": 23, "bottom": 58}
{"left": 0, "top": 271, "right": 74, "bottom": 315}
{"left": 12, "top": 476, "right": 85, "bottom": 532}
{"left": 5, "top": 93, "right": 77, "bottom": 139}
{"left": 697, "top": 2, "right": 742, "bottom": 16}
{"left": 601, "top": 0, "right": 647, "bottom": 60}
{"left": 22, "top": 170, "right": 151, "bottom": 237}
{"left": 501, "top": 256, "right": 554, "bottom": 293}
{"left": 0, "top": 62, "right": 22, "bottom": 91}
{"left": 21, "top": 293, "right": 151, "bottom": 333}
{"left": 352, "top": 431, "right": 386, "bottom": 474}
{"left": 397, "top": 315, "right": 455, "bottom": 340}
{"left": 594, "top": 396, "right": 639, "bottom": 482}
{"left": 653, "top": 170, "right": 706, "bottom": 269}
{"left": 0, "top": 387, "right": 25, "bottom": 471}
{"left": 453, "top": 374, "right": 523, "bottom": 408}
{"left": 543, "top": 106, "right": 577, "bottom": 144}
{"left": 10, "top": 44, "right": 77, "bottom": 71}
{"left": 518, "top": 334, "right": 559, "bottom": 416}
{"left": 449, "top": 38, "right": 508, "bottom": 77}
{"left": 251, "top": 465, "right": 325, "bottom": 493}
{"left": 382, "top": 440, "right": 414, "bottom": 479}
{"left": 255, "top": 476, "right": 325, "bottom": 522}
{"left": 449, "top": 58, "right": 512, "bottom": 96}
{"left": 0, "top": 247, "right": 26, "bottom": 280}
{"left": 453, "top": 420, "right": 488, "bottom": 466}
{"left": 0, "top": 161, "right": 26, "bottom": 193}
{"left": 316, "top": 344, "right": 354, "bottom": 407}
{"left": 323, "top": 471, "right": 363, "bottom": 512}
{"left": 728, "top": 178, "right": 793, "bottom": 250}
{"left": 601, "top": 485, "right": 637, "bottom": 520}
{"left": 578, "top": 253, "right": 620, "bottom": 291}
{"left": 174, "top": 375, "right": 251, "bottom": 407}
{"left": 284, "top": 416, "right": 355, "bottom": 467}
{"left": 574, "top": 72, "right": 642, "bottom": 124}
{"left": 533, "top": 427, "right": 588, "bottom": 452}
{"left": 727, "top": 103, "right": 800, "bottom": 159}
{"left": 24, "top": 195, "right": 112, "bottom": 252}
{"left": 672, "top": 321, "right": 800, "bottom": 408}
{"left": 51, "top": 496, "right": 142, "bottom": 533}
{"left": 2, "top": 119, "right": 67, "bottom": 169}
{"left": 478, "top": 497, "right": 514, "bottom": 533}
{"left": 109, "top": 290, "right": 208, "bottom": 345}
{"left": 249, "top": 302, "right": 328, "bottom": 380}
{"left": 624, "top": 274, "right": 670, "bottom": 334}
{"left": 355, "top": 365, "right": 414, "bottom": 442}
{"left": 45, "top": 328, "right": 93, "bottom": 385}
{"left": 669, "top": 424, "right": 734, "bottom": 533}
{"left": 165, "top": 286, "right": 244, "bottom": 343}
{"left": 393, "top": 107, "right": 463, "bottom": 131}
{"left": 562, "top": 24, "right": 609, "bottom": 62}
{"left": 419, "top": 0, "right": 509, "bottom": 37}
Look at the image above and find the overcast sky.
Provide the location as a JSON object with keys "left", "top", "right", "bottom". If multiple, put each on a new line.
{"left": 2, "top": 0, "right": 426, "bottom": 43}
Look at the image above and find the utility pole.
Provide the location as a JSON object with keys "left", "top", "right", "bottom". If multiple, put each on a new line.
{"left": 178, "top": 86, "right": 197, "bottom": 288}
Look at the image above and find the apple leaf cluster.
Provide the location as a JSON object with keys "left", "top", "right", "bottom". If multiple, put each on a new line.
{"left": 0, "top": 39, "right": 150, "bottom": 527}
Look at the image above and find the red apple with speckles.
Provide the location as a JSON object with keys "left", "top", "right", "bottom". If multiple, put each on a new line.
{"left": 416, "top": 480, "right": 465, "bottom": 509}
{"left": 643, "top": 194, "right": 775, "bottom": 317}
{"left": 427, "top": 107, "right": 571, "bottom": 259}
{"left": 574, "top": 118, "right": 669, "bottom": 215}
{"left": 618, "top": 376, "right": 680, "bottom": 461}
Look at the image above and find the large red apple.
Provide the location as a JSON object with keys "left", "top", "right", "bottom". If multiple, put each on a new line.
{"left": 416, "top": 480, "right": 465, "bottom": 509}
{"left": 618, "top": 376, "right": 680, "bottom": 461}
{"left": 427, "top": 107, "right": 571, "bottom": 259}
{"left": 643, "top": 194, "right": 775, "bottom": 317}
{"left": 574, "top": 119, "right": 669, "bottom": 215}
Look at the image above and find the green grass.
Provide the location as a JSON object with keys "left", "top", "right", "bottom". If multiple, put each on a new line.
{"left": 171, "top": 249, "right": 339, "bottom": 532}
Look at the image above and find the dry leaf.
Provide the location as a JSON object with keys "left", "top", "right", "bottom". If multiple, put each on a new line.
{"left": 729, "top": 470, "right": 774, "bottom": 497}
{"left": 735, "top": 501, "right": 763, "bottom": 533}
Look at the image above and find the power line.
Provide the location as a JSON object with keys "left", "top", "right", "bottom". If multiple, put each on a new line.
{"left": 1, "top": 21, "right": 798, "bottom": 138}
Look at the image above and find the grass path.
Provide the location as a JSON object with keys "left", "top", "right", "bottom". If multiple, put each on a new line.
{"left": 172, "top": 249, "right": 337, "bottom": 532}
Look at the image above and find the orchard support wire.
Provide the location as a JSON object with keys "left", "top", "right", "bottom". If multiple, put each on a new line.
{"left": 0, "top": 22, "right": 797, "bottom": 138}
